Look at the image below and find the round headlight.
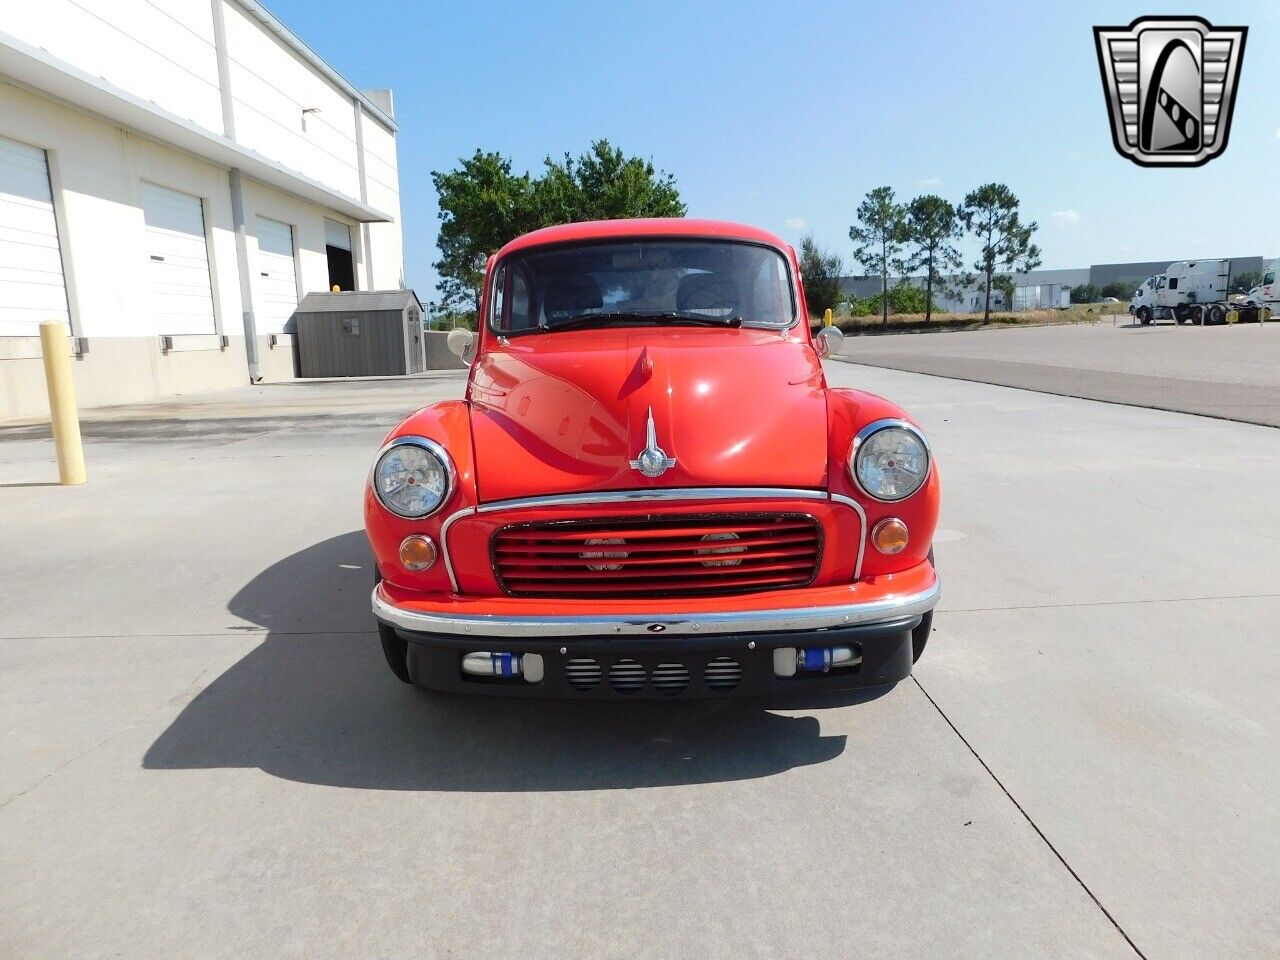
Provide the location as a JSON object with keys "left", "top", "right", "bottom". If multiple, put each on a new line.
{"left": 372, "top": 437, "right": 454, "bottom": 518}
{"left": 851, "top": 421, "right": 930, "bottom": 502}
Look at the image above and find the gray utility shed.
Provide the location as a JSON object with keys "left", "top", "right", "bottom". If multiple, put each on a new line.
{"left": 293, "top": 291, "right": 426, "bottom": 377}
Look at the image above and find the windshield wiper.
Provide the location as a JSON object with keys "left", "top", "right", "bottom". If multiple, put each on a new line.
{"left": 548, "top": 311, "right": 744, "bottom": 332}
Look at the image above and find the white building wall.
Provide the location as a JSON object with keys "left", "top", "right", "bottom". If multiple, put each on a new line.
{"left": 5, "top": 0, "right": 225, "bottom": 135}
{"left": 220, "top": 0, "right": 362, "bottom": 200}
{"left": 0, "top": 80, "right": 242, "bottom": 340}
{"left": 359, "top": 110, "right": 404, "bottom": 289}
{"left": 0, "top": 1, "right": 405, "bottom": 421}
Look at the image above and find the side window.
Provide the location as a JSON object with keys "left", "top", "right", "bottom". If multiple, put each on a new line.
{"left": 491, "top": 264, "right": 534, "bottom": 331}
{"left": 492, "top": 266, "right": 506, "bottom": 323}
{"left": 1265, "top": 271, "right": 1276, "bottom": 285}
{"left": 1168, "top": 277, "right": 1179, "bottom": 290}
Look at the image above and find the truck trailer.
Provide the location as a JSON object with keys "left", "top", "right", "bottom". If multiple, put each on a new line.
{"left": 1129, "top": 259, "right": 1271, "bottom": 325}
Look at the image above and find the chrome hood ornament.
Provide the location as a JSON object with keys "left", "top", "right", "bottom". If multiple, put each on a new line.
{"left": 629, "top": 407, "right": 677, "bottom": 478}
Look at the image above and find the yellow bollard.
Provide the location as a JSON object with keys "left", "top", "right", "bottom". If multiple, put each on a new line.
{"left": 38, "top": 320, "right": 86, "bottom": 485}
{"left": 823, "top": 308, "right": 833, "bottom": 327}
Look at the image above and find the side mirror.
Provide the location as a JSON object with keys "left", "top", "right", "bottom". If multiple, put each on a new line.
{"left": 814, "top": 326, "right": 844, "bottom": 358}
{"left": 446, "top": 327, "right": 476, "bottom": 363}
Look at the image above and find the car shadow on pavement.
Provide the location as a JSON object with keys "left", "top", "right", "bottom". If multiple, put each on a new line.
{"left": 144, "top": 531, "right": 887, "bottom": 792}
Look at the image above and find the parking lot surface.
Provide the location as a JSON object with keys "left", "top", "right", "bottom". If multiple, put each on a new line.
{"left": 2, "top": 364, "right": 1277, "bottom": 959}
{"left": 834, "top": 321, "right": 1280, "bottom": 426}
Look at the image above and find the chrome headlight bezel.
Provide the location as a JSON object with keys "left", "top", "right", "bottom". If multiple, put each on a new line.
{"left": 371, "top": 436, "right": 456, "bottom": 519}
{"left": 848, "top": 419, "right": 931, "bottom": 503}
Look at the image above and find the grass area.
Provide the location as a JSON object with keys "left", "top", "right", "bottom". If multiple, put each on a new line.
{"left": 816, "top": 302, "right": 1129, "bottom": 335}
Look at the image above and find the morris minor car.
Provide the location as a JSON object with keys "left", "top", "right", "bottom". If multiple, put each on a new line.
{"left": 366, "top": 219, "right": 940, "bottom": 698}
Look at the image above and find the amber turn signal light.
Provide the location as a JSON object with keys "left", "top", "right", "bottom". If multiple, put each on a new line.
{"left": 871, "top": 518, "right": 909, "bottom": 555}
{"left": 399, "top": 535, "right": 438, "bottom": 571}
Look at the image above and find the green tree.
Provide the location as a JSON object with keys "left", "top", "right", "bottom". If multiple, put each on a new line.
{"left": 1070, "top": 283, "right": 1101, "bottom": 304}
{"left": 797, "top": 235, "right": 845, "bottom": 320}
{"left": 431, "top": 150, "right": 536, "bottom": 312}
{"left": 849, "top": 186, "right": 907, "bottom": 328}
{"left": 1099, "top": 280, "right": 1135, "bottom": 300}
{"left": 994, "top": 275, "right": 1015, "bottom": 311}
{"left": 431, "top": 141, "right": 685, "bottom": 311}
{"left": 859, "top": 283, "right": 934, "bottom": 316}
{"left": 959, "top": 183, "right": 1041, "bottom": 322}
{"left": 902, "top": 195, "right": 964, "bottom": 323}
{"left": 532, "top": 140, "right": 685, "bottom": 224}
{"left": 1230, "top": 269, "right": 1263, "bottom": 295}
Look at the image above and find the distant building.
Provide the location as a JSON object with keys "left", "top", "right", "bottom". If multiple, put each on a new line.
{"left": 837, "top": 256, "right": 1265, "bottom": 314}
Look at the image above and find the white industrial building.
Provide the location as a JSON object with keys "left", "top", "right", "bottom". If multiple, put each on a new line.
{"left": 0, "top": 0, "right": 403, "bottom": 420}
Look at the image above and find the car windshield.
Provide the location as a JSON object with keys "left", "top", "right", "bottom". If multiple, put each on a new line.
{"left": 489, "top": 239, "right": 796, "bottom": 334}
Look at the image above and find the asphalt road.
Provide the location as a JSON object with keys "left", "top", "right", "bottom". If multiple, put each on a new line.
{"left": 833, "top": 321, "right": 1280, "bottom": 427}
{"left": 2, "top": 365, "right": 1277, "bottom": 959}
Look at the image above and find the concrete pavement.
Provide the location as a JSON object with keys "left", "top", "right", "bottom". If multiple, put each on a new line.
{"left": 2, "top": 364, "right": 1277, "bottom": 959}
{"left": 833, "top": 321, "right": 1280, "bottom": 426}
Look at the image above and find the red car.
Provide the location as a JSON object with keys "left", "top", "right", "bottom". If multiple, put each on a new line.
{"left": 366, "top": 219, "right": 940, "bottom": 698}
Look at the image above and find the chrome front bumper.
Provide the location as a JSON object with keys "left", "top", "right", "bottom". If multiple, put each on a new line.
{"left": 371, "top": 577, "right": 940, "bottom": 639}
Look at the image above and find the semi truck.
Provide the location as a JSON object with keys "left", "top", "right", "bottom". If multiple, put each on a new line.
{"left": 1129, "top": 259, "right": 1272, "bottom": 325}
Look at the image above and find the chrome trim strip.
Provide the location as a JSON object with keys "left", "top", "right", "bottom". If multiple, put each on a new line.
{"left": 828, "top": 493, "right": 868, "bottom": 579}
{"left": 438, "top": 505, "right": 476, "bottom": 592}
{"left": 373, "top": 577, "right": 939, "bottom": 639}
{"left": 848, "top": 418, "right": 932, "bottom": 504}
{"left": 474, "top": 487, "right": 827, "bottom": 514}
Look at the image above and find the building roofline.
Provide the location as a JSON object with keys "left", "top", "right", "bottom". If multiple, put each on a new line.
{"left": 229, "top": 0, "right": 396, "bottom": 132}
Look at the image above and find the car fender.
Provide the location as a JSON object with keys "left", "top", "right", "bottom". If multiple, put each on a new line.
{"left": 824, "top": 388, "right": 940, "bottom": 578}
{"left": 365, "top": 400, "right": 477, "bottom": 592}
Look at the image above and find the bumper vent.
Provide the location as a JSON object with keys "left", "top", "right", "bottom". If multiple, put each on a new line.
{"left": 652, "top": 662, "right": 691, "bottom": 696}
{"left": 704, "top": 657, "right": 742, "bottom": 691}
{"left": 608, "top": 659, "right": 646, "bottom": 693}
{"left": 565, "top": 658, "right": 602, "bottom": 690}
{"left": 492, "top": 513, "right": 822, "bottom": 599}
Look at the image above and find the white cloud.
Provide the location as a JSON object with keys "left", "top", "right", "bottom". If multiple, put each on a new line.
{"left": 784, "top": 217, "right": 807, "bottom": 231}
{"left": 1274, "top": 127, "right": 1280, "bottom": 140}
{"left": 1050, "top": 209, "right": 1082, "bottom": 227}
{"left": 918, "top": 177, "right": 943, "bottom": 189}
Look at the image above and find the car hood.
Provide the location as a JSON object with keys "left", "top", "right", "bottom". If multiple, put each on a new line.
{"left": 467, "top": 327, "right": 829, "bottom": 502}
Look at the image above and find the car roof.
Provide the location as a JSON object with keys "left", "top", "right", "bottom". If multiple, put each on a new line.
{"left": 494, "top": 218, "right": 791, "bottom": 259}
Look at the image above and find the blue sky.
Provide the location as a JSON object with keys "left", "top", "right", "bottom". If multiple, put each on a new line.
{"left": 266, "top": 0, "right": 1278, "bottom": 296}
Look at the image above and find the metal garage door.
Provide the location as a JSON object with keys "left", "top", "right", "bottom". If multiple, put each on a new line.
{"left": 140, "top": 182, "right": 215, "bottom": 335}
{"left": 0, "top": 135, "right": 70, "bottom": 336}
{"left": 255, "top": 215, "right": 298, "bottom": 334}
{"left": 324, "top": 217, "right": 351, "bottom": 252}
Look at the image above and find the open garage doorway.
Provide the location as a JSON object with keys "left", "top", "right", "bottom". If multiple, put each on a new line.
{"left": 325, "top": 217, "right": 355, "bottom": 291}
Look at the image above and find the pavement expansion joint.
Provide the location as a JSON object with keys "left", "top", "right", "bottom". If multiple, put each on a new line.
{"left": 912, "top": 675, "right": 1150, "bottom": 960}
